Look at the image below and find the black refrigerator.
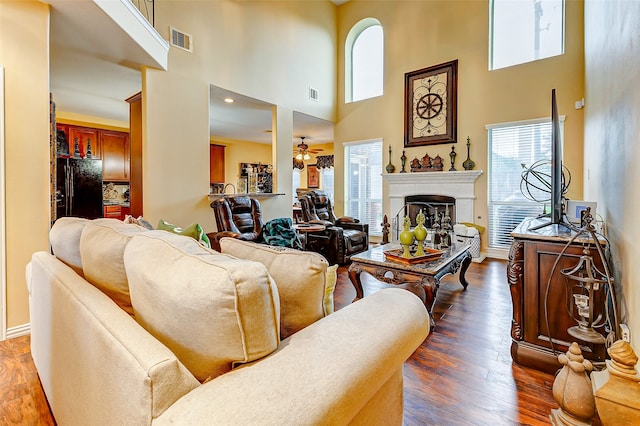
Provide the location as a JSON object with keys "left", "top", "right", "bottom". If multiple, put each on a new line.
{"left": 56, "top": 158, "right": 103, "bottom": 219}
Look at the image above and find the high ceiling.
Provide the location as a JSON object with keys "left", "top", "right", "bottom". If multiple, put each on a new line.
{"left": 47, "top": 0, "right": 334, "bottom": 146}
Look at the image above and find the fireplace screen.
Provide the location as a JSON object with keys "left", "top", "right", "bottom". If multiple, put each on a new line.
{"left": 392, "top": 195, "right": 456, "bottom": 241}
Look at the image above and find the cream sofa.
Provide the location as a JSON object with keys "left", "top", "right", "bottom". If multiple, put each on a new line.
{"left": 26, "top": 218, "right": 430, "bottom": 425}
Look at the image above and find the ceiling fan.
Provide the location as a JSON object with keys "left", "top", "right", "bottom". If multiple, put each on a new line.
{"left": 293, "top": 136, "right": 323, "bottom": 160}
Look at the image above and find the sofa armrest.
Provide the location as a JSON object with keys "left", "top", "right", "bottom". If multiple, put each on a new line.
{"left": 156, "top": 288, "right": 429, "bottom": 425}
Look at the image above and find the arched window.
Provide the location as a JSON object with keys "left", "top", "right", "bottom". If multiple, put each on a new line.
{"left": 345, "top": 18, "right": 383, "bottom": 103}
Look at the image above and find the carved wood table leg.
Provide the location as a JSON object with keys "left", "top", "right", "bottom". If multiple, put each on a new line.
{"left": 458, "top": 250, "right": 472, "bottom": 289}
{"left": 347, "top": 262, "right": 364, "bottom": 303}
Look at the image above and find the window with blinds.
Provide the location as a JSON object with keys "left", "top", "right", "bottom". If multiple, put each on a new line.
{"left": 344, "top": 140, "right": 383, "bottom": 236}
{"left": 487, "top": 118, "right": 563, "bottom": 249}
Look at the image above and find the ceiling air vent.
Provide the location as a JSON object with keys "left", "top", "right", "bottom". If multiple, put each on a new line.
{"left": 309, "top": 87, "right": 319, "bottom": 102}
{"left": 170, "top": 27, "right": 193, "bottom": 52}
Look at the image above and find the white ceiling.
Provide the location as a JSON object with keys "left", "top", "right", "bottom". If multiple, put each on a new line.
{"left": 47, "top": 0, "right": 334, "bottom": 146}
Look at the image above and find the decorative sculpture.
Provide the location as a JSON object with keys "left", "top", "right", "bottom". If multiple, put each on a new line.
{"left": 463, "top": 136, "right": 475, "bottom": 170}
{"left": 399, "top": 216, "right": 414, "bottom": 258}
{"left": 381, "top": 215, "right": 390, "bottom": 244}
{"left": 386, "top": 145, "right": 396, "bottom": 173}
{"left": 592, "top": 339, "right": 640, "bottom": 425}
{"left": 550, "top": 342, "right": 595, "bottom": 426}
{"left": 449, "top": 145, "right": 457, "bottom": 171}
{"left": 400, "top": 150, "right": 407, "bottom": 173}
{"left": 413, "top": 209, "right": 427, "bottom": 257}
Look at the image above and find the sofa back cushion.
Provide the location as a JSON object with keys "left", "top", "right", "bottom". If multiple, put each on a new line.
{"left": 123, "top": 231, "right": 280, "bottom": 382}
{"left": 219, "top": 238, "right": 337, "bottom": 339}
{"left": 49, "top": 217, "right": 91, "bottom": 276}
{"left": 79, "top": 219, "right": 147, "bottom": 314}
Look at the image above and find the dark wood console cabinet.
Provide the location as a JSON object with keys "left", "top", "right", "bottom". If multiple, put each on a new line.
{"left": 507, "top": 218, "right": 607, "bottom": 374}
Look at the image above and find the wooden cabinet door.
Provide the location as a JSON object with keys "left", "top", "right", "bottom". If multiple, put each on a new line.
{"left": 69, "top": 126, "right": 100, "bottom": 159}
{"left": 210, "top": 144, "right": 225, "bottom": 183}
{"left": 102, "top": 131, "right": 130, "bottom": 182}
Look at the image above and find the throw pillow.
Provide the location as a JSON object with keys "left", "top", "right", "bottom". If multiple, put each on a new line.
{"left": 219, "top": 238, "right": 334, "bottom": 339}
{"left": 123, "top": 215, "right": 154, "bottom": 230}
{"left": 79, "top": 219, "right": 147, "bottom": 314}
{"left": 124, "top": 231, "right": 280, "bottom": 382}
{"left": 324, "top": 264, "right": 338, "bottom": 315}
{"left": 157, "top": 219, "right": 211, "bottom": 248}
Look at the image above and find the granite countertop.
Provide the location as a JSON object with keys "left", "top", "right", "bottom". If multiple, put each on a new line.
{"left": 103, "top": 200, "right": 130, "bottom": 207}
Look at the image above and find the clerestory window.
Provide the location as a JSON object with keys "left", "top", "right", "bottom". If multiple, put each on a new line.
{"left": 489, "top": 0, "right": 565, "bottom": 70}
{"left": 345, "top": 18, "right": 383, "bottom": 103}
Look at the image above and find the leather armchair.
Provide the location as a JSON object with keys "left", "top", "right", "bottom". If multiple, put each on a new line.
{"left": 299, "top": 190, "right": 369, "bottom": 265}
{"left": 208, "top": 196, "right": 264, "bottom": 251}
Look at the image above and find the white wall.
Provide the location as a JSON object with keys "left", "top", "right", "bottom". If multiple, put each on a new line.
{"left": 584, "top": 0, "right": 640, "bottom": 351}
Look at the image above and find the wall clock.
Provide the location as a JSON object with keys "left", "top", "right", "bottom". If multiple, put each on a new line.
{"left": 404, "top": 59, "right": 458, "bottom": 147}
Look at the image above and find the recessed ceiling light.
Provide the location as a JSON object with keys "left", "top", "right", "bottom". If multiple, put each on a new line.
{"left": 224, "top": 97, "right": 235, "bottom": 103}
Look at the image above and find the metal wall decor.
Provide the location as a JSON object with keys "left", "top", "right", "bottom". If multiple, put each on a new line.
{"left": 409, "top": 153, "right": 444, "bottom": 172}
{"left": 404, "top": 59, "right": 458, "bottom": 147}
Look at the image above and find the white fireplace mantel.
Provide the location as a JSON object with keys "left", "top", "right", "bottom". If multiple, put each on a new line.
{"left": 383, "top": 170, "right": 483, "bottom": 224}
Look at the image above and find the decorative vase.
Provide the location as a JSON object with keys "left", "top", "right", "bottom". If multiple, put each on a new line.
{"left": 413, "top": 209, "right": 427, "bottom": 257}
{"left": 399, "top": 216, "right": 414, "bottom": 258}
{"left": 449, "top": 145, "right": 457, "bottom": 171}
{"left": 463, "top": 136, "right": 475, "bottom": 170}
{"left": 400, "top": 150, "right": 407, "bottom": 173}
{"left": 386, "top": 145, "right": 396, "bottom": 174}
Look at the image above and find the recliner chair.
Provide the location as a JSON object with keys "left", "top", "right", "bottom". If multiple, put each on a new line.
{"left": 208, "top": 196, "right": 264, "bottom": 251}
{"left": 299, "top": 190, "right": 369, "bottom": 265}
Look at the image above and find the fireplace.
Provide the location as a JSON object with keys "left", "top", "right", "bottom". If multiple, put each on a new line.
{"left": 383, "top": 170, "right": 483, "bottom": 242}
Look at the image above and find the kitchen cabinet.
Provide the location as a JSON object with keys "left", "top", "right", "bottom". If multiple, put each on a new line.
{"left": 56, "top": 124, "right": 101, "bottom": 159}
{"left": 210, "top": 144, "right": 225, "bottom": 184}
{"left": 103, "top": 204, "right": 130, "bottom": 221}
{"left": 102, "top": 130, "right": 130, "bottom": 182}
{"left": 103, "top": 204, "right": 121, "bottom": 219}
{"left": 126, "top": 92, "right": 143, "bottom": 218}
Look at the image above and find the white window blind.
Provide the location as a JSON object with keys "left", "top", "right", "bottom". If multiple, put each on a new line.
{"left": 344, "top": 140, "right": 382, "bottom": 236}
{"left": 487, "top": 118, "right": 563, "bottom": 249}
{"left": 320, "top": 168, "right": 334, "bottom": 204}
{"left": 489, "top": 0, "right": 565, "bottom": 70}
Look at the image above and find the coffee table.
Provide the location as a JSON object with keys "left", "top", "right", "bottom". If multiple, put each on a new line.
{"left": 348, "top": 243, "right": 472, "bottom": 329}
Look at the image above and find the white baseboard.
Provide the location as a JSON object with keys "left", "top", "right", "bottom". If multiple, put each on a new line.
{"left": 6, "top": 323, "right": 30, "bottom": 339}
{"left": 486, "top": 247, "right": 509, "bottom": 260}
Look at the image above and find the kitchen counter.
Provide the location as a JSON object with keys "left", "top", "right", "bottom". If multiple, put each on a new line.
{"left": 103, "top": 200, "right": 130, "bottom": 207}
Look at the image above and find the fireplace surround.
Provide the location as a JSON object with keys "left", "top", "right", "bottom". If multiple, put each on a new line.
{"left": 384, "top": 170, "right": 483, "bottom": 241}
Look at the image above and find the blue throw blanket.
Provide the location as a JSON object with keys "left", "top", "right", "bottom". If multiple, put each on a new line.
{"left": 261, "top": 217, "right": 303, "bottom": 250}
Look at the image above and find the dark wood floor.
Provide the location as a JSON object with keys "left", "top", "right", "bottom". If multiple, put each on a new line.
{"left": 0, "top": 259, "right": 585, "bottom": 425}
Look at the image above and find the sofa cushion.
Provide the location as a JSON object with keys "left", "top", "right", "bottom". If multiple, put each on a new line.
{"left": 79, "top": 219, "right": 147, "bottom": 314}
{"left": 219, "top": 238, "right": 337, "bottom": 339}
{"left": 49, "top": 217, "right": 91, "bottom": 276}
{"left": 123, "top": 231, "right": 280, "bottom": 382}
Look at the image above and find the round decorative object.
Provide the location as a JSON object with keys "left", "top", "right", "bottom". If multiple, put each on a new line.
{"left": 399, "top": 216, "right": 415, "bottom": 258}
{"left": 386, "top": 145, "right": 396, "bottom": 174}
{"left": 413, "top": 210, "right": 427, "bottom": 257}
{"left": 550, "top": 342, "right": 595, "bottom": 425}
{"left": 462, "top": 136, "right": 475, "bottom": 170}
{"left": 416, "top": 93, "right": 443, "bottom": 120}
